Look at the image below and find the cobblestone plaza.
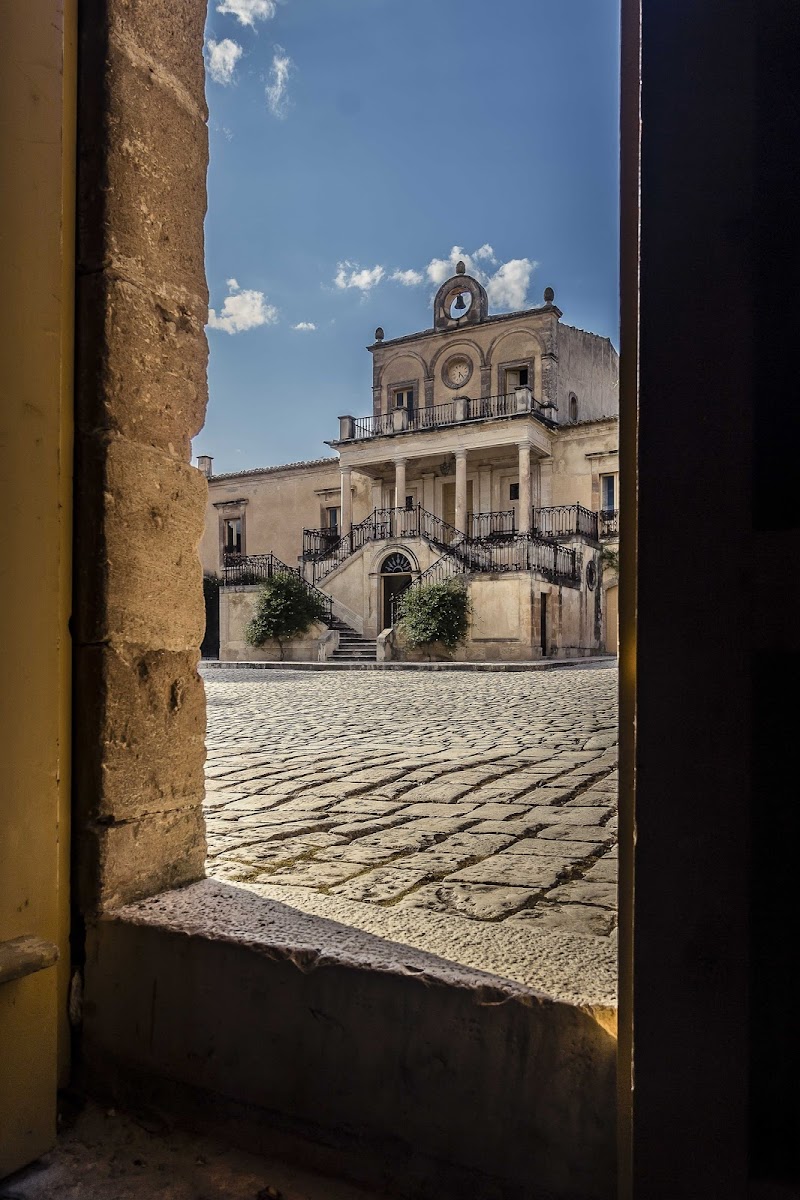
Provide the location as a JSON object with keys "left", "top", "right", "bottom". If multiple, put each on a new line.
{"left": 202, "top": 663, "right": 618, "bottom": 998}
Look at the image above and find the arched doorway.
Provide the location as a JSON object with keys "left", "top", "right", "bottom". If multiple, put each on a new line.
{"left": 380, "top": 552, "right": 413, "bottom": 630}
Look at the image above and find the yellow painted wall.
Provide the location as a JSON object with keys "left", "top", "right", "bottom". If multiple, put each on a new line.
{"left": 0, "top": 0, "right": 76, "bottom": 1174}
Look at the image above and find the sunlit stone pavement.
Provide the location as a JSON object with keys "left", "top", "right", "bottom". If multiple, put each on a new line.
{"left": 201, "top": 663, "right": 618, "bottom": 944}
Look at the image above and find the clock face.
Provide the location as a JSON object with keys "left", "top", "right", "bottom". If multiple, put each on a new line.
{"left": 444, "top": 356, "right": 472, "bottom": 388}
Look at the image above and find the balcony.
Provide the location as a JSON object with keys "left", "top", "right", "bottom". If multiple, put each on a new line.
{"left": 534, "top": 504, "right": 599, "bottom": 541}
{"left": 301, "top": 503, "right": 598, "bottom": 586}
{"left": 599, "top": 508, "right": 618, "bottom": 537}
{"left": 335, "top": 388, "right": 557, "bottom": 443}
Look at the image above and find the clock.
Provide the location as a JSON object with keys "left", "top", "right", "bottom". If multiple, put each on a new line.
{"left": 442, "top": 355, "right": 473, "bottom": 390}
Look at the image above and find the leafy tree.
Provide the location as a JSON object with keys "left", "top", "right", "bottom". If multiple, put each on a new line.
{"left": 245, "top": 572, "right": 328, "bottom": 659}
{"left": 397, "top": 578, "right": 470, "bottom": 653}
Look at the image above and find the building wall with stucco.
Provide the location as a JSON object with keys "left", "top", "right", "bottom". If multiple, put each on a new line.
{"left": 198, "top": 273, "right": 619, "bottom": 658}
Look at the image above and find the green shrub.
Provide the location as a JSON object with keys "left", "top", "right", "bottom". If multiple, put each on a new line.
{"left": 245, "top": 572, "right": 328, "bottom": 658}
{"left": 397, "top": 578, "right": 470, "bottom": 650}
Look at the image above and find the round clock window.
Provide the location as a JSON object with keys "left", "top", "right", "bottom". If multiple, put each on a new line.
{"left": 442, "top": 355, "right": 473, "bottom": 390}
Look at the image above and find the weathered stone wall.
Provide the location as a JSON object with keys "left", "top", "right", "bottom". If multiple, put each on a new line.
{"left": 546, "top": 418, "right": 619, "bottom": 511}
{"left": 74, "top": 0, "right": 210, "bottom": 912}
{"left": 379, "top": 570, "right": 602, "bottom": 662}
{"left": 556, "top": 325, "right": 619, "bottom": 422}
{"left": 199, "top": 459, "right": 375, "bottom": 576}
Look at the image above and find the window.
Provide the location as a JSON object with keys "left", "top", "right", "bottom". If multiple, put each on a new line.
{"left": 405, "top": 495, "right": 414, "bottom": 511}
{"left": 569, "top": 394, "right": 579, "bottom": 423}
{"left": 394, "top": 387, "right": 414, "bottom": 411}
{"left": 326, "top": 506, "right": 340, "bottom": 533}
{"left": 504, "top": 365, "right": 530, "bottom": 393}
{"left": 601, "top": 474, "right": 616, "bottom": 512}
{"left": 510, "top": 482, "right": 520, "bottom": 501}
{"left": 223, "top": 517, "right": 242, "bottom": 555}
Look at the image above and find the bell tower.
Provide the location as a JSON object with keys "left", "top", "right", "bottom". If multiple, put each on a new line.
{"left": 432, "top": 260, "right": 489, "bottom": 331}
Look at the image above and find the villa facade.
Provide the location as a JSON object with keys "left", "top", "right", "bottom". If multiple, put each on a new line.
{"left": 198, "top": 264, "right": 619, "bottom": 661}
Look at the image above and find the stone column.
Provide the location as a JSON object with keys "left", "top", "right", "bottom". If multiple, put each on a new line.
{"left": 539, "top": 457, "right": 554, "bottom": 507}
{"left": 479, "top": 466, "right": 492, "bottom": 514}
{"left": 421, "top": 472, "right": 436, "bottom": 513}
{"left": 518, "top": 442, "right": 532, "bottom": 534}
{"left": 340, "top": 465, "right": 352, "bottom": 533}
{"left": 394, "top": 458, "right": 407, "bottom": 510}
{"left": 455, "top": 450, "right": 468, "bottom": 534}
{"left": 532, "top": 458, "right": 542, "bottom": 511}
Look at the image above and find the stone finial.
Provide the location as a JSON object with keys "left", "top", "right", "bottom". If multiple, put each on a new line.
{"left": 456, "top": 260, "right": 466, "bottom": 275}
{"left": 196, "top": 454, "right": 213, "bottom": 478}
{"left": 374, "top": 326, "right": 384, "bottom": 342}
{"left": 543, "top": 286, "right": 555, "bottom": 304}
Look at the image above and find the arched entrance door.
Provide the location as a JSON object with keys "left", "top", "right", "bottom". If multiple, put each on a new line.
{"left": 380, "top": 552, "right": 413, "bottom": 630}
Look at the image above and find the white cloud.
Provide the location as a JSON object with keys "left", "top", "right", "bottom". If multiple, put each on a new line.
{"left": 207, "top": 279, "right": 278, "bottom": 334}
{"left": 484, "top": 257, "right": 535, "bottom": 310}
{"left": 391, "top": 268, "right": 423, "bottom": 286}
{"left": 334, "top": 261, "right": 385, "bottom": 293}
{"left": 292, "top": 321, "right": 316, "bottom": 331}
{"left": 329, "top": 245, "right": 536, "bottom": 311}
{"left": 266, "top": 46, "right": 293, "bottom": 118}
{"left": 216, "top": 0, "right": 277, "bottom": 27}
{"left": 206, "top": 38, "right": 243, "bottom": 85}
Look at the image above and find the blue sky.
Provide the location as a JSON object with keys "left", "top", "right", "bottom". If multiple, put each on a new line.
{"left": 196, "top": 0, "right": 620, "bottom": 474}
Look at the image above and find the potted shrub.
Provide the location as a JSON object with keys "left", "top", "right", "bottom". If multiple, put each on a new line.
{"left": 396, "top": 578, "right": 470, "bottom": 659}
{"left": 245, "top": 572, "right": 328, "bottom": 660}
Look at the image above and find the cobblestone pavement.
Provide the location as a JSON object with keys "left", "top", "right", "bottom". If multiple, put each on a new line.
{"left": 202, "top": 663, "right": 618, "bottom": 941}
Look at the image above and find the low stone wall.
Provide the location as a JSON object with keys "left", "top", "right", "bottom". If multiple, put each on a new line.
{"left": 84, "top": 881, "right": 616, "bottom": 1200}
{"left": 219, "top": 588, "right": 334, "bottom": 662}
{"left": 379, "top": 569, "right": 602, "bottom": 663}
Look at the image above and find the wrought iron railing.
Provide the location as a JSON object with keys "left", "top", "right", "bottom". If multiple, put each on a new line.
{"left": 465, "top": 392, "right": 517, "bottom": 420}
{"left": 599, "top": 508, "right": 619, "bottom": 537}
{"left": 305, "top": 503, "right": 590, "bottom": 584}
{"left": 222, "top": 552, "right": 333, "bottom": 622}
{"left": 351, "top": 411, "right": 395, "bottom": 439}
{"left": 470, "top": 509, "right": 515, "bottom": 539}
{"left": 533, "top": 504, "right": 599, "bottom": 541}
{"left": 302, "top": 527, "right": 341, "bottom": 558}
{"left": 342, "top": 392, "right": 555, "bottom": 440}
{"left": 406, "top": 534, "right": 579, "bottom": 598}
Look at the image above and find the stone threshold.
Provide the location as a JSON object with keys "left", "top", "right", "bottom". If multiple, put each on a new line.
{"left": 83, "top": 879, "right": 616, "bottom": 1200}
{"left": 201, "top": 656, "right": 616, "bottom": 673}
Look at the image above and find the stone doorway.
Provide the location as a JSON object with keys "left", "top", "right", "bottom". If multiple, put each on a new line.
{"left": 380, "top": 551, "right": 413, "bottom": 629}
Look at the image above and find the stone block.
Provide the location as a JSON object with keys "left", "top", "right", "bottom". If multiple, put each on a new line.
{"left": 74, "top": 645, "right": 206, "bottom": 824}
{"left": 446, "top": 855, "right": 564, "bottom": 889}
{"left": 548, "top": 881, "right": 618, "bottom": 909}
{"left": 331, "top": 866, "right": 430, "bottom": 902}
{"left": 397, "top": 883, "right": 537, "bottom": 921}
{"left": 536, "top": 824, "right": 615, "bottom": 844}
{"left": 76, "top": 272, "right": 208, "bottom": 456}
{"left": 74, "top": 434, "right": 207, "bottom": 648}
{"left": 582, "top": 858, "right": 618, "bottom": 883}
{"left": 81, "top": 804, "right": 207, "bottom": 911}
{"left": 510, "top": 904, "right": 615, "bottom": 938}
{"left": 110, "top": 0, "right": 208, "bottom": 103}
{"left": 78, "top": 38, "right": 208, "bottom": 298}
{"left": 500, "top": 838, "right": 602, "bottom": 860}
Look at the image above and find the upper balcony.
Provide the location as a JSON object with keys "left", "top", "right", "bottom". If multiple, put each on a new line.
{"left": 333, "top": 387, "right": 558, "bottom": 445}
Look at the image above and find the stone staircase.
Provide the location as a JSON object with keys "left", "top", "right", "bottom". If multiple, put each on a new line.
{"left": 327, "top": 616, "right": 378, "bottom": 663}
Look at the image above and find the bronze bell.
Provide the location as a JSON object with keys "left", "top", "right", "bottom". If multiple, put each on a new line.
{"left": 454, "top": 291, "right": 467, "bottom": 311}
